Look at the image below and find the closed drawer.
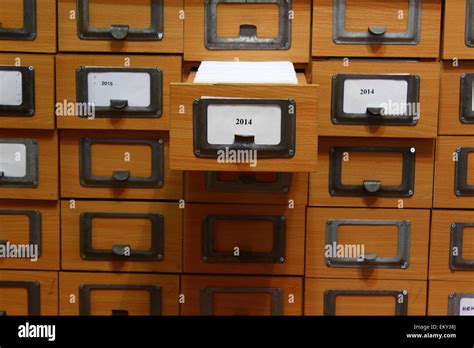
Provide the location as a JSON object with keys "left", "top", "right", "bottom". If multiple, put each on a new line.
{"left": 61, "top": 200, "right": 182, "bottom": 273}
{"left": 170, "top": 75, "right": 318, "bottom": 172}
{"left": 0, "top": 130, "right": 58, "bottom": 200}
{"left": 313, "top": 0, "right": 441, "bottom": 58}
{"left": 304, "top": 278, "right": 427, "bottom": 315}
{"left": 434, "top": 136, "right": 474, "bottom": 208}
{"left": 306, "top": 208, "right": 430, "bottom": 280}
{"left": 0, "top": 200, "right": 59, "bottom": 271}
{"left": 0, "top": 0, "right": 56, "bottom": 53}
{"left": 60, "top": 130, "right": 182, "bottom": 200}
{"left": 183, "top": 204, "right": 305, "bottom": 275}
{"left": 310, "top": 137, "right": 434, "bottom": 208}
{"left": 56, "top": 54, "right": 181, "bottom": 131}
{"left": 0, "top": 54, "right": 55, "bottom": 129}
{"left": 184, "top": 0, "right": 311, "bottom": 62}
{"left": 59, "top": 272, "right": 179, "bottom": 315}
{"left": 443, "top": 0, "right": 474, "bottom": 59}
{"left": 439, "top": 61, "right": 474, "bottom": 135}
{"left": 430, "top": 210, "right": 474, "bottom": 281}
{"left": 184, "top": 171, "right": 308, "bottom": 205}
{"left": 181, "top": 275, "right": 302, "bottom": 315}
{"left": 428, "top": 280, "right": 474, "bottom": 316}
{"left": 0, "top": 270, "right": 58, "bottom": 316}
{"left": 58, "top": 0, "right": 183, "bottom": 53}
{"left": 313, "top": 59, "right": 439, "bottom": 138}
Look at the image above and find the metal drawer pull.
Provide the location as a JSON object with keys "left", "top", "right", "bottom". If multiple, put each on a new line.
{"left": 363, "top": 253, "right": 377, "bottom": 262}
{"left": 112, "top": 245, "right": 130, "bottom": 257}
{"left": 110, "top": 25, "right": 129, "bottom": 40}
{"left": 240, "top": 24, "right": 257, "bottom": 38}
{"left": 0, "top": 311, "right": 6, "bottom": 316}
{"left": 366, "top": 107, "right": 384, "bottom": 116}
{"left": 112, "top": 171, "right": 131, "bottom": 183}
{"left": 112, "top": 309, "right": 129, "bottom": 316}
{"left": 363, "top": 180, "right": 382, "bottom": 193}
{"left": 110, "top": 99, "right": 129, "bottom": 110}
{"left": 368, "top": 26, "right": 386, "bottom": 36}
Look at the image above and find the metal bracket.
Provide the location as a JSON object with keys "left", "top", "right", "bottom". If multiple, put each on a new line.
{"left": 0, "top": 281, "right": 40, "bottom": 315}
{"left": 79, "top": 284, "right": 162, "bottom": 316}
{"left": 201, "top": 215, "right": 286, "bottom": 263}
{"left": 79, "top": 137, "right": 164, "bottom": 188}
{"left": 459, "top": 74, "right": 474, "bottom": 123}
{"left": 0, "top": 139, "right": 38, "bottom": 188}
{"left": 449, "top": 223, "right": 474, "bottom": 271}
{"left": 329, "top": 146, "right": 416, "bottom": 197}
{"left": 200, "top": 287, "right": 284, "bottom": 315}
{"left": 324, "top": 289, "right": 408, "bottom": 316}
{"left": 77, "top": 0, "right": 164, "bottom": 41}
{"left": 0, "top": 0, "right": 36, "bottom": 40}
{"left": 0, "top": 210, "right": 42, "bottom": 257}
{"left": 333, "top": 0, "right": 421, "bottom": 45}
{"left": 0, "top": 66, "right": 35, "bottom": 117}
{"left": 466, "top": 0, "right": 474, "bottom": 47}
{"left": 205, "top": 172, "right": 292, "bottom": 193}
{"left": 204, "top": 0, "right": 292, "bottom": 50}
{"left": 80, "top": 212, "right": 164, "bottom": 261}
{"left": 454, "top": 147, "right": 474, "bottom": 196}
{"left": 76, "top": 67, "right": 163, "bottom": 118}
{"left": 193, "top": 98, "right": 296, "bottom": 159}
{"left": 331, "top": 74, "right": 420, "bottom": 125}
{"left": 448, "top": 293, "right": 474, "bottom": 316}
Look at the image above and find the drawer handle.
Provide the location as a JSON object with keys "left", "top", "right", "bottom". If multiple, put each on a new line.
{"left": 234, "top": 134, "right": 255, "bottom": 145}
{"left": 368, "top": 26, "right": 386, "bottom": 36}
{"left": 0, "top": 311, "right": 5, "bottom": 316}
{"left": 363, "top": 253, "right": 378, "bottom": 262}
{"left": 205, "top": 172, "right": 292, "bottom": 194}
{"left": 110, "top": 99, "right": 129, "bottom": 110}
{"left": 112, "top": 309, "right": 129, "bottom": 316}
{"left": 239, "top": 24, "right": 257, "bottom": 38}
{"left": 112, "top": 244, "right": 131, "bottom": 257}
{"left": 112, "top": 171, "right": 131, "bottom": 182}
{"left": 110, "top": 25, "right": 130, "bottom": 40}
{"left": 363, "top": 180, "right": 382, "bottom": 193}
{"left": 366, "top": 107, "right": 384, "bottom": 116}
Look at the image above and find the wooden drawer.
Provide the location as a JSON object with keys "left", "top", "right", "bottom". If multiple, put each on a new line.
{"left": 306, "top": 208, "right": 430, "bottom": 280}
{"left": 0, "top": 200, "right": 59, "bottom": 271}
{"left": 0, "top": 0, "right": 56, "bottom": 53}
{"left": 430, "top": 210, "right": 474, "bottom": 281}
{"left": 170, "top": 74, "right": 318, "bottom": 172}
{"left": 183, "top": 0, "right": 311, "bottom": 63}
{"left": 58, "top": 0, "right": 183, "bottom": 53}
{"left": 183, "top": 204, "right": 305, "bottom": 276}
{"left": 61, "top": 200, "right": 182, "bottom": 273}
{"left": 60, "top": 130, "right": 182, "bottom": 200}
{"left": 443, "top": 0, "right": 474, "bottom": 59}
{"left": 0, "top": 130, "right": 58, "bottom": 200}
{"left": 304, "top": 278, "right": 427, "bottom": 315}
{"left": 56, "top": 54, "right": 182, "bottom": 131}
{"left": 0, "top": 270, "right": 58, "bottom": 315}
{"left": 181, "top": 275, "right": 302, "bottom": 315}
{"left": 439, "top": 61, "right": 474, "bottom": 135}
{"left": 313, "top": 0, "right": 441, "bottom": 58}
{"left": 184, "top": 171, "right": 308, "bottom": 205}
{"left": 434, "top": 136, "right": 474, "bottom": 208}
{"left": 313, "top": 59, "right": 439, "bottom": 138}
{"left": 310, "top": 137, "right": 435, "bottom": 208}
{"left": 0, "top": 54, "right": 55, "bottom": 129}
{"left": 59, "top": 272, "right": 179, "bottom": 315}
{"left": 428, "top": 280, "right": 474, "bottom": 316}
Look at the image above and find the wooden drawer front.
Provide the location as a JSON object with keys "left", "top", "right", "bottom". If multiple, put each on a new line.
{"left": 306, "top": 208, "right": 429, "bottom": 280}
{"left": 56, "top": 54, "right": 181, "bottom": 131}
{"left": 0, "top": 130, "right": 58, "bottom": 200}
{"left": 313, "top": 59, "right": 439, "bottom": 138}
{"left": 61, "top": 200, "right": 182, "bottom": 273}
{"left": 443, "top": 0, "right": 474, "bottom": 59}
{"left": 184, "top": 0, "right": 311, "bottom": 63}
{"left": 0, "top": 54, "right": 55, "bottom": 129}
{"left": 310, "top": 137, "right": 434, "bottom": 208}
{"left": 305, "top": 278, "right": 426, "bottom": 315}
{"left": 181, "top": 275, "right": 302, "bottom": 315}
{"left": 430, "top": 210, "right": 474, "bottom": 281}
{"left": 313, "top": 0, "right": 441, "bottom": 58}
{"left": 184, "top": 171, "right": 308, "bottom": 205}
{"left": 170, "top": 82, "right": 318, "bottom": 172}
{"left": 184, "top": 204, "right": 305, "bottom": 275}
{"left": 0, "top": 270, "right": 58, "bottom": 315}
{"left": 59, "top": 272, "right": 179, "bottom": 315}
{"left": 58, "top": 0, "right": 183, "bottom": 53}
{"left": 428, "top": 280, "right": 474, "bottom": 316}
{"left": 434, "top": 136, "right": 474, "bottom": 208}
{"left": 60, "top": 130, "right": 182, "bottom": 200}
{"left": 0, "top": 200, "right": 59, "bottom": 270}
{"left": 0, "top": 0, "right": 56, "bottom": 53}
{"left": 439, "top": 61, "right": 474, "bottom": 135}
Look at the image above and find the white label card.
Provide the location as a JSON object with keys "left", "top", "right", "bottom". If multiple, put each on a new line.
{"left": 87, "top": 72, "right": 151, "bottom": 107}
{"left": 0, "top": 144, "right": 27, "bottom": 178}
{"left": 0, "top": 71, "right": 22, "bottom": 106}
{"left": 343, "top": 79, "right": 408, "bottom": 115}
{"left": 207, "top": 104, "right": 282, "bottom": 145}
{"left": 460, "top": 298, "right": 474, "bottom": 316}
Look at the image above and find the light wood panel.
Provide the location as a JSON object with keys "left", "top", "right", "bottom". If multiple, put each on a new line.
{"left": 428, "top": 280, "right": 474, "bottom": 315}
{"left": 443, "top": 0, "right": 474, "bottom": 59}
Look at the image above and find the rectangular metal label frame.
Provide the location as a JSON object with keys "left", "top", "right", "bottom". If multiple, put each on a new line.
{"left": 448, "top": 293, "right": 474, "bottom": 316}
{"left": 0, "top": 66, "right": 35, "bottom": 117}
{"left": 0, "top": 281, "right": 40, "bottom": 315}
{"left": 0, "top": 210, "right": 42, "bottom": 257}
{"left": 0, "top": 139, "right": 38, "bottom": 188}
{"left": 0, "top": 0, "right": 36, "bottom": 40}
{"left": 449, "top": 222, "right": 474, "bottom": 271}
